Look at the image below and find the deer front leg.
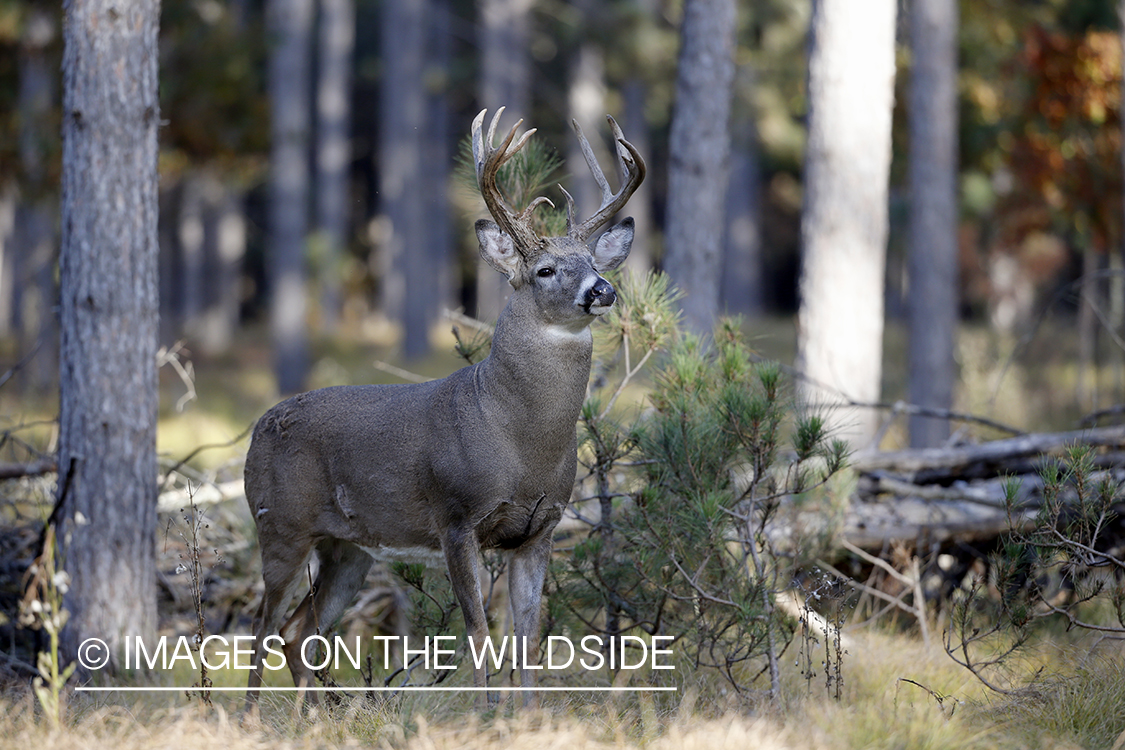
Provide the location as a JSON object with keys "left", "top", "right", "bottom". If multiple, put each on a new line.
{"left": 442, "top": 526, "right": 493, "bottom": 707}
{"left": 509, "top": 537, "right": 552, "bottom": 708}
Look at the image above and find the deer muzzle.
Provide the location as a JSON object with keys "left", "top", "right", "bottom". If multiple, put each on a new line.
{"left": 584, "top": 277, "right": 617, "bottom": 315}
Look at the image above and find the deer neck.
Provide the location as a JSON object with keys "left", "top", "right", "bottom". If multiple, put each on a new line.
{"left": 479, "top": 293, "right": 593, "bottom": 433}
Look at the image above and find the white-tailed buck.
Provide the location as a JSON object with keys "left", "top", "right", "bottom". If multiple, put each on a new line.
{"left": 244, "top": 108, "right": 645, "bottom": 705}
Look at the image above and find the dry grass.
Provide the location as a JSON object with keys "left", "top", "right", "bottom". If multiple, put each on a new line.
{"left": 4, "top": 629, "right": 1123, "bottom": 750}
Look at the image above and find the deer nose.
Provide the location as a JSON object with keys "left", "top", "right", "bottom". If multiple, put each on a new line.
{"left": 585, "top": 277, "right": 616, "bottom": 311}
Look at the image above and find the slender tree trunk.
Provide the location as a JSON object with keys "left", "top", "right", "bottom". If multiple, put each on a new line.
{"left": 797, "top": 0, "right": 897, "bottom": 448}
{"left": 425, "top": 0, "right": 454, "bottom": 329}
{"left": 907, "top": 0, "right": 959, "bottom": 448}
{"left": 57, "top": 0, "right": 160, "bottom": 668}
{"left": 178, "top": 174, "right": 206, "bottom": 333}
{"left": 16, "top": 4, "right": 58, "bottom": 390}
{"left": 722, "top": 134, "right": 764, "bottom": 315}
{"left": 567, "top": 2, "right": 608, "bottom": 223}
{"left": 0, "top": 189, "right": 14, "bottom": 337}
{"left": 620, "top": 80, "right": 655, "bottom": 276}
{"left": 618, "top": 0, "right": 659, "bottom": 276}
{"left": 268, "top": 0, "right": 313, "bottom": 394}
{"left": 475, "top": 0, "right": 532, "bottom": 322}
{"left": 723, "top": 62, "right": 764, "bottom": 317}
{"left": 1077, "top": 243, "right": 1099, "bottom": 411}
{"left": 1119, "top": 0, "right": 1125, "bottom": 401}
{"left": 315, "top": 0, "right": 354, "bottom": 332}
{"left": 663, "top": 0, "right": 737, "bottom": 334}
{"left": 190, "top": 172, "right": 245, "bottom": 352}
{"left": 379, "top": 0, "right": 430, "bottom": 357}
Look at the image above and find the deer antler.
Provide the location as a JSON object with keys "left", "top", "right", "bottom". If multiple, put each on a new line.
{"left": 472, "top": 108, "right": 554, "bottom": 256}
{"left": 563, "top": 115, "right": 647, "bottom": 243}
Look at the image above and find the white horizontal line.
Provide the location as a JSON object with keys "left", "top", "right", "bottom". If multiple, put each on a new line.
{"left": 76, "top": 686, "right": 677, "bottom": 693}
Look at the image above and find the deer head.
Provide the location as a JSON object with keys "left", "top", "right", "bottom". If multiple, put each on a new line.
{"left": 470, "top": 108, "right": 646, "bottom": 323}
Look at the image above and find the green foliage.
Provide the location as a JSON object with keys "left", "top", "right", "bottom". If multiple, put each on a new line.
{"left": 557, "top": 294, "right": 848, "bottom": 702}
{"left": 455, "top": 134, "right": 568, "bottom": 237}
{"left": 390, "top": 562, "right": 461, "bottom": 642}
{"left": 385, "top": 553, "right": 506, "bottom": 688}
{"left": 595, "top": 270, "right": 682, "bottom": 359}
{"left": 946, "top": 444, "right": 1125, "bottom": 693}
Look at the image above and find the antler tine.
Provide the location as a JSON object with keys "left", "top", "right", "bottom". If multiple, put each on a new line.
{"left": 570, "top": 114, "right": 647, "bottom": 243}
{"left": 606, "top": 115, "right": 634, "bottom": 183}
{"left": 560, "top": 185, "right": 577, "bottom": 236}
{"left": 472, "top": 108, "right": 546, "bottom": 255}
{"left": 572, "top": 119, "right": 613, "bottom": 208}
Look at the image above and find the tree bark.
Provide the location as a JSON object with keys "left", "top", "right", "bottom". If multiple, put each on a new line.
{"left": 663, "top": 0, "right": 736, "bottom": 334}
{"left": 907, "top": 0, "right": 959, "bottom": 448}
{"left": 268, "top": 0, "right": 313, "bottom": 394}
{"left": 315, "top": 0, "right": 354, "bottom": 333}
{"left": 797, "top": 0, "right": 897, "bottom": 448}
{"left": 57, "top": 0, "right": 160, "bottom": 668}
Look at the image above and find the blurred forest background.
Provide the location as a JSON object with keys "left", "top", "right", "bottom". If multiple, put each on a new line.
{"left": 1, "top": 0, "right": 1124, "bottom": 448}
{"left": 8, "top": 3, "right": 1125, "bottom": 735}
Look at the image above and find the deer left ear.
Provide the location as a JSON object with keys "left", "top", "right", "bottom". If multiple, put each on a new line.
{"left": 476, "top": 219, "right": 523, "bottom": 286}
{"left": 592, "top": 217, "right": 634, "bottom": 272}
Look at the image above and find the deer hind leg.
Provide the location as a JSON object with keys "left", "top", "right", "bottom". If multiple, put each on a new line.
{"left": 442, "top": 526, "right": 492, "bottom": 706}
{"left": 247, "top": 538, "right": 314, "bottom": 706}
{"left": 278, "top": 539, "right": 374, "bottom": 701}
{"left": 509, "top": 537, "right": 552, "bottom": 708}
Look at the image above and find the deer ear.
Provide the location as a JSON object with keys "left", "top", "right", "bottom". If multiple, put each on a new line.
{"left": 476, "top": 219, "right": 523, "bottom": 285}
{"left": 592, "top": 217, "right": 634, "bottom": 272}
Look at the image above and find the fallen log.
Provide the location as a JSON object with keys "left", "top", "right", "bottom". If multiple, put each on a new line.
{"left": 835, "top": 426, "right": 1125, "bottom": 553}
{"left": 850, "top": 425, "right": 1125, "bottom": 484}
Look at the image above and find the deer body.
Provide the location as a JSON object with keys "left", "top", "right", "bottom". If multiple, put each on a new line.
{"left": 247, "top": 305, "right": 591, "bottom": 560}
{"left": 245, "top": 109, "right": 644, "bottom": 707}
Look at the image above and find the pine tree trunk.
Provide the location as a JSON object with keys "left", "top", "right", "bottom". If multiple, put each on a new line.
{"left": 663, "top": 0, "right": 736, "bottom": 334}
{"left": 57, "top": 0, "right": 160, "bottom": 668}
{"left": 797, "top": 0, "right": 897, "bottom": 448}
{"left": 424, "top": 0, "right": 454, "bottom": 332}
{"left": 268, "top": 0, "right": 313, "bottom": 394}
{"left": 15, "top": 5, "right": 58, "bottom": 390}
{"left": 907, "top": 0, "right": 959, "bottom": 448}
{"left": 379, "top": 0, "right": 430, "bottom": 358}
{"left": 315, "top": 0, "right": 354, "bottom": 332}
{"left": 722, "top": 62, "right": 764, "bottom": 316}
{"left": 722, "top": 144, "right": 764, "bottom": 317}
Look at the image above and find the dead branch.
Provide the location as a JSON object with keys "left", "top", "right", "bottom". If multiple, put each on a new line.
{"left": 0, "top": 460, "right": 57, "bottom": 480}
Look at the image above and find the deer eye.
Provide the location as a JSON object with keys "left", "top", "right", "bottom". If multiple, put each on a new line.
{"left": 537, "top": 267, "right": 556, "bottom": 278}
